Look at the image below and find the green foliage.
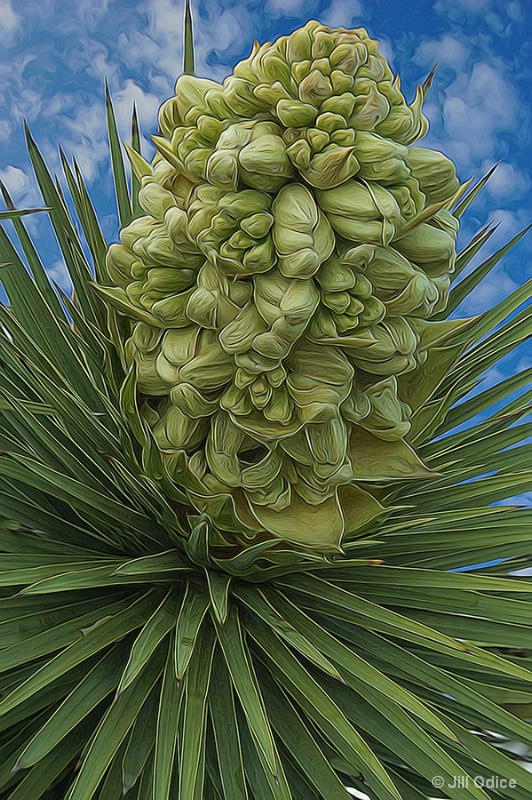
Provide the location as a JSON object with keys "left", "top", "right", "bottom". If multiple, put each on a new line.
{"left": 0, "top": 21, "right": 531, "bottom": 800}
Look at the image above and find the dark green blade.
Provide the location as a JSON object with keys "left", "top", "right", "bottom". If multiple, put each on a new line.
{"left": 183, "top": 0, "right": 195, "bottom": 76}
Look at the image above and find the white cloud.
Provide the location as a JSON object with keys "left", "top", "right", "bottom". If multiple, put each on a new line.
{"left": 320, "top": 0, "right": 364, "bottom": 28}
{"left": 116, "top": 0, "right": 255, "bottom": 88}
{"left": 414, "top": 35, "right": 470, "bottom": 73}
{"left": 76, "top": 0, "right": 111, "bottom": 29}
{"left": 266, "top": 0, "right": 318, "bottom": 17}
{"left": 0, "top": 165, "right": 36, "bottom": 205}
{"left": 0, "top": 0, "right": 20, "bottom": 47}
{"left": 434, "top": 0, "right": 523, "bottom": 33}
{"left": 0, "top": 120, "right": 12, "bottom": 142}
{"left": 483, "top": 160, "right": 530, "bottom": 200}
{"left": 438, "top": 61, "right": 522, "bottom": 166}
{"left": 458, "top": 269, "right": 518, "bottom": 315}
{"left": 61, "top": 100, "right": 109, "bottom": 182}
{"left": 113, "top": 80, "right": 160, "bottom": 134}
{"left": 484, "top": 207, "right": 530, "bottom": 243}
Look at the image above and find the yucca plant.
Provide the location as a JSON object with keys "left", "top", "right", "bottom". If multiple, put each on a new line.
{"left": 0, "top": 5, "right": 531, "bottom": 799}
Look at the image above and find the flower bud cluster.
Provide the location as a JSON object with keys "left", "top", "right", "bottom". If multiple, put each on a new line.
{"left": 104, "top": 22, "right": 460, "bottom": 545}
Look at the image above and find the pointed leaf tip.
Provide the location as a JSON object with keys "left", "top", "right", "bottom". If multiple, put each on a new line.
{"left": 183, "top": 0, "right": 195, "bottom": 76}
{"left": 0, "top": 180, "right": 13, "bottom": 207}
{"left": 422, "top": 62, "right": 438, "bottom": 99}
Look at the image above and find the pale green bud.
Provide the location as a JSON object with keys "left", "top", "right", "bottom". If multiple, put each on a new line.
{"left": 350, "top": 81, "right": 390, "bottom": 130}
{"left": 239, "top": 133, "right": 294, "bottom": 191}
{"left": 285, "top": 24, "right": 313, "bottom": 62}
{"left": 321, "top": 92, "right": 356, "bottom": 119}
{"left": 330, "top": 69, "right": 354, "bottom": 94}
{"left": 329, "top": 43, "right": 364, "bottom": 73}
{"left": 205, "top": 413, "right": 246, "bottom": 487}
{"left": 178, "top": 330, "right": 234, "bottom": 390}
{"left": 272, "top": 184, "right": 335, "bottom": 278}
{"left": 357, "top": 54, "right": 387, "bottom": 81}
{"left": 196, "top": 114, "right": 225, "bottom": 144}
{"left": 253, "top": 80, "right": 292, "bottom": 107}
{"left": 243, "top": 238, "right": 277, "bottom": 274}
{"left": 291, "top": 60, "right": 312, "bottom": 84}
{"left": 406, "top": 147, "right": 460, "bottom": 204}
{"left": 240, "top": 211, "right": 274, "bottom": 239}
{"left": 263, "top": 385, "right": 293, "bottom": 425}
{"left": 151, "top": 290, "right": 195, "bottom": 325}
{"left": 394, "top": 222, "right": 456, "bottom": 277}
{"left": 224, "top": 76, "right": 266, "bottom": 116}
{"left": 138, "top": 179, "right": 177, "bottom": 219}
{"left": 219, "top": 305, "right": 268, "bottom": 355}
{"left": 298, "top": 69, "right": 333, "bottom": 105}
{"left": 206, "top": 150, "right": 239, "bottom": 190}
{"left": 172, "top": 75, "right": 221, "bottom": 126}
{"left": 275, "top": 98, "right": 318, "bottom": 127}
{"left": 316, "top": 112, "right": 347, "bottom": 133}
{"left": 299, "top": 145, "right": 360, "bottom": 189}
{"left": 349, "top": 318, "right": 419, "bottom": 375}
{"left": 106, "top": 243, "right": 137, "bottom": 285}
{"left": 345, "top": 377, "right": 411, "bottom": 440}
{"left": 130, "top": 322, "right": 162, "bottom": 353}
{"left": 286, "top": 140, "right": 312, "bottom": 170}
{"left": 306, "top": 128, "right": 329, "bottom": 152}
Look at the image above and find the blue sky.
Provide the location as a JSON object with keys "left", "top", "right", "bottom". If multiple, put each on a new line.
{"left": 0, "top": 0, "right": 530, "bottom": 503}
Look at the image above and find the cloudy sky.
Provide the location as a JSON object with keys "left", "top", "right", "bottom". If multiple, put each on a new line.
{"left": 0, "top": 0, "right": 530, "bottom": 472}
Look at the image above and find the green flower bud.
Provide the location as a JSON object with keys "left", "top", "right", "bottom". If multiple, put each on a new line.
{"left": 299, "top": 145, "right": 359, "bottom": 189}
{"left": 357, "top": 54, "right": 387, "bottom": 81}
{"left": 349, "top": 318, "right": 419, "bottom": 375}
{"left": 291, "top": 60, "right": 313, "bottom": 84}
{"left": 172, "top": 75, "right": 221, "bottom": 125}
{"left": 205, "top": 150, "right": 239, "bottom": 190}
{"left": 205, "top": 413, "right": 246, "bottom": 487}
{"left": 130, "top": 322, "right": 162, "bottom": 353}
{"left": 272, "top": 184, "right": 335, "bottom": 278}
{"left": 106, "top": 244, "right": 137, "bottom": 285}
{"left": 330, "top": 69, "right": 354, "bottom": 94}
{"left": 252, "top": 46, "right": 293, "bottom": 86}
{"left": 286, "top": 139, "right": 312, "bottom": 170}
{"left": 239, "top": 132, "right": 294, "bottom": 191}
{"left": 329, "top": 43, "right": 364, "bottom": 73}
{"left": 196, "top": 114, "right": 225, "bottom": 144}
{"left": 345, "top": 377, "right": 411, "bottom": 440}
{"left": 224, "top": 76, "right": 266, "bottom": 117}
{"left": 285, "top": 24, "right": 313, "bottom": 62}
{"left": 306, "top": 128, "right": 330, "bottom": 152}
{"left": 316, "top": 112, "right": 347, "bottom": 133}
{"left": 275, "top": 98, "right": 318, "bottom": 127}
{"left": 240, "top": 211, "right": 274, "bottom": 239}
{"left": 321, "top": 92, "right": 356, "bottom": 119}
{"left": 406, "top": 147, "right": 460, "bottom": 204}
{"left": 298, "top": 69, "right": 333, "bottom": 105}
{"left": 317, "top": 180, "right": 400, "bottom": 245}
{"left": 351, "top": 81, "right": 390, "bottom": 130}
{"left": 394, "top": 220, "right": 456, "bottom": 277}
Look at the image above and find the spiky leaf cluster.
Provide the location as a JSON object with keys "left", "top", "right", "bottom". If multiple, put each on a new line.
{"left": 101, "top": 22, "right": 465, "bottom": 549}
